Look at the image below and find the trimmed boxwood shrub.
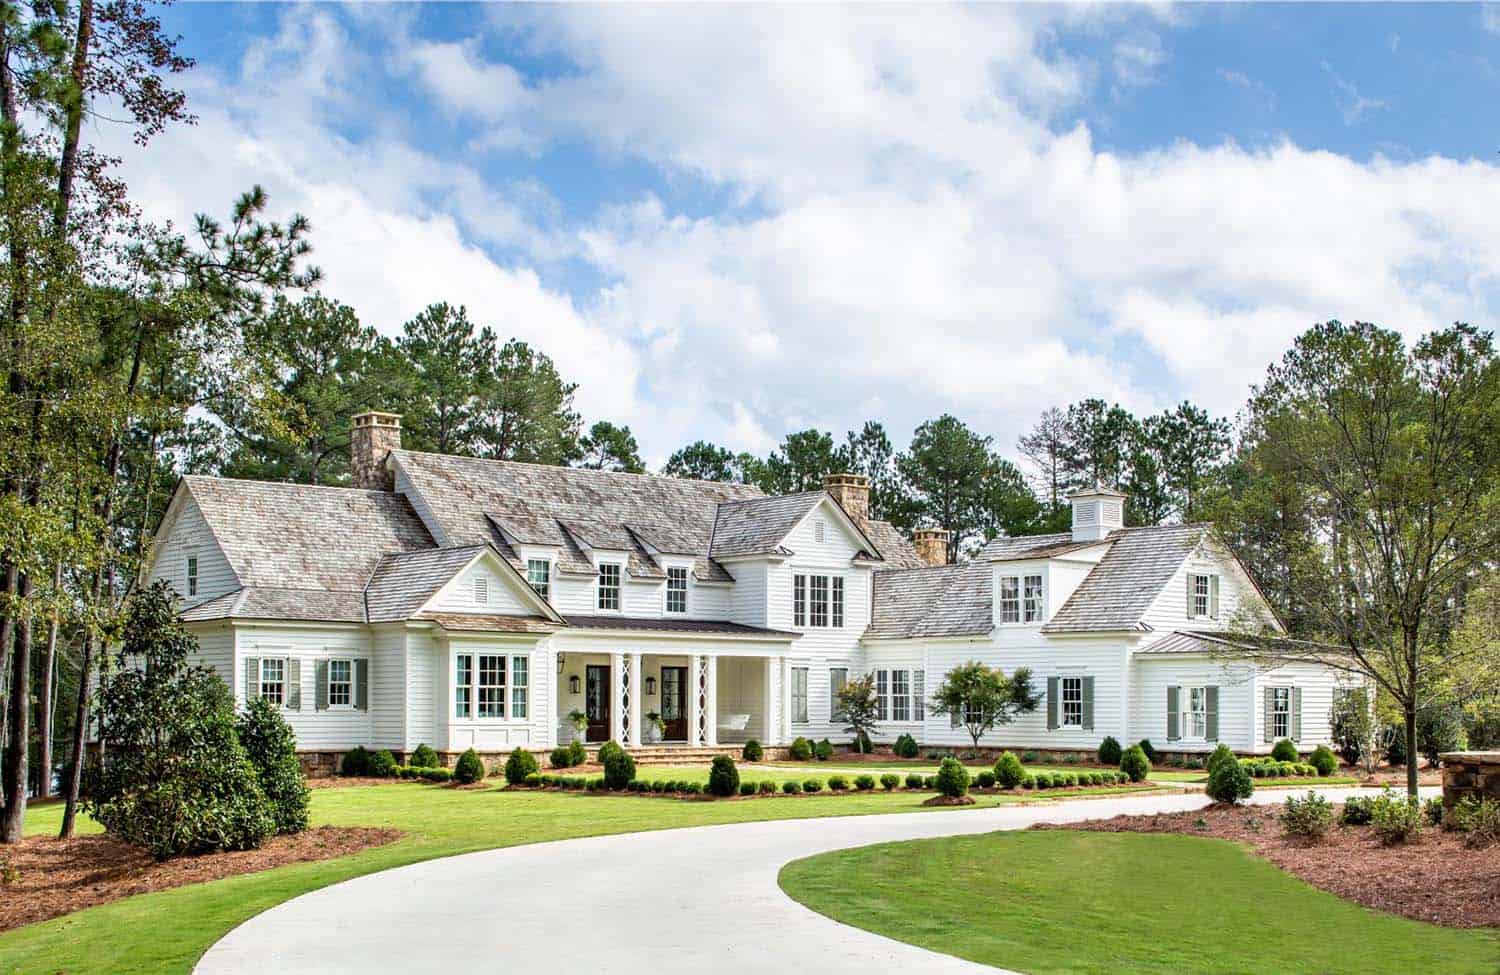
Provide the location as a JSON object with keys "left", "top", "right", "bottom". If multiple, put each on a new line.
{"left": 934, "top": 757, "right": 970, "bottom": 798}
{"left": 1271, "top": 738, "right": 1299, "bottom": 762}
{"left": 893, "top": 733, "right": 920, "bottom": 758}
{"left": 1120, "top": 745, "right": 1151, "bottom": 783}
{"left": 341, "top": 745, "right": 371, "bottom": 777}
{"left": 1034, "top": 773, "right": 1052, "bottom": 789}
{"left": 742, "top": 739, "right": 764, "bottom": 762}
{"left": 827, "top": 774, "right": 849, "bottom": 791}
{"left": 814, "top": 738, "right": 835, "bottom": 761}
{"left": 683, "top": 782, "right": 704, "bottom": 795}
{"left": 504, "top": 748, "right": 540, "bottom": 786}
{"left": 598, "top": 740, "right": 636, "bottom": 790}
{"left": 905, "top": 772, "right": 925, "bottom": 790}
{"left": 880, "top": 773, "right": 900, "bottom": 791}
{"left": 549, "top": 745, "right": 574, "bottom": 769}
{"left": 923, "top": 775, "right": 938, "bottom": 789}
{"left": 453, "top": 748, "right": 485, "bottom": 784}
{"left": 420, "top": 767, "right": 452, "bottom": 783}
{"left": 975, "top": 771, "right": 996, "bottom": 789}
{"left": 566, "top": 740, "right": 588, "bottom": 767}
{"left": 759, "top": 780, "right": 777, "bottom": 795}
{"left": 524, "top": 772, "right": 544, "bottom": 788}
{"left": 369, "top": 749, "right": 399, "bottom": 778}
{"left": 1136, "top": 739, "right": 1158, "bottom": 764}
{"left": 803, "top": 778, "right": 824, "bottom": 793}
{"left": 408, "top": 744, "right": 440, "bottom": 769}
{"left": 237, "top": 697, "right": 310, "bottom": 835}
{"left": 855, "top": 774, "right": 876, "bottom": 791}
{"left": 993, "top": 751, "right": 1025, "bottom": 789}
{"left": 1206, "top": 742, "right": 1236, "bottom": 779}
{"left": 1097, "top": 736, "right": 1123, "bottom": 767}
{"left": 740, "top": 781, "right": 757, "bottom": 796}
{"left": 708, "top": 755, "right": 741, "bottom": 797}
{"left": 1207, "top": 757, "right": 1254, "bottom": 804}
{"left": 789, "top": 737, "right": 813, "bottom": 761}
{"left": 783, "top": 780, "right": 802, "bottom": 794}
{"left": 1309, "top": 745, "right": 1337, "bottom": 777}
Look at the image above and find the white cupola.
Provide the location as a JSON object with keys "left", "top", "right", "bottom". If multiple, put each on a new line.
{"left": 1069, "top": 485, "right": 1126, "bottom": 542}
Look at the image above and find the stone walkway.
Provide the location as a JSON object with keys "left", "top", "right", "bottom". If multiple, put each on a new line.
{"left": 195, "top": 787, "right": 1403, "bottom": 974}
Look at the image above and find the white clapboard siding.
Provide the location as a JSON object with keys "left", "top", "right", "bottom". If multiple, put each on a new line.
{"left": 146, "top": 494, "right": 238, "bottom": 606}
{"left": 1129, "top": 654, "right": 1258, "bottom": 752}
{"left": 728, "top": 561, "right": 768, "bottom": 628}
{"left": 236, "top": 623, "right": 377, "bottom": 752}
{"left": 1140, "top": 537, "right": 1272, "bottom": 634}
{"left": 187, "top": 623, "right": 234, "bottom": 680}
{"left": 442, "top": 639, "right": 553, "bottom": 753}
{"left": 423, "top": 559, "right": 534, "bottom": 616}
{"left": 1248, "top": 659, "right": 1359, "bottom": 754}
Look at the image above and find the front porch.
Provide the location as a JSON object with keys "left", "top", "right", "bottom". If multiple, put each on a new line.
{"left": 556, "top": 651, "right": 779, "bottom": 749}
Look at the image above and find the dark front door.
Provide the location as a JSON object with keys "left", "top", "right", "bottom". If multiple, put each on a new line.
{"left": 585, "top": 665, "right": 611, "bottom": 743}
{"left": 660, "top": 666, "right": 688, "bottom": 741}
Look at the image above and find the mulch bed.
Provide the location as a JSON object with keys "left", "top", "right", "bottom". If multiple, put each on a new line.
{"left": 1036, "top": 803, "right": 1500, "bottom": 928}
{"left": 923, "top": 795, "right": 976, "bottom": 806}
{"left": 0, "top": 826, "right": 401, "bottom": 933}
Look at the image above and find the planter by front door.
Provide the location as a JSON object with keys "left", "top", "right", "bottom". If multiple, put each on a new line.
{"left": 661, "top": 666, "right": 688, "bottom": 741}
{"left": 585, "top": 665, "right": 611, "bottom": 743}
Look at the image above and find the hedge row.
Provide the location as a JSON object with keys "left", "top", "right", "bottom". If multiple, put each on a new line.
{"left": 515, "top": 767, "right": 1136, "bottom": 797}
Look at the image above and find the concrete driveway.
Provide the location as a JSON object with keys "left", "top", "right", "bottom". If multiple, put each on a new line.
{"left": 195, "top": 787, "right": 1397, "bottom": 975}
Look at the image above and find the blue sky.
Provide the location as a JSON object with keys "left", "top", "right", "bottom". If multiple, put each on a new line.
{"left": 113, "top": 3, "right": 1500, "bottom": 468}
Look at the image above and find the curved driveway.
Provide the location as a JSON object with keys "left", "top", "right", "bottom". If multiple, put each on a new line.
{"left": 197, "top": 787, "right": 1397, "bottom": 975}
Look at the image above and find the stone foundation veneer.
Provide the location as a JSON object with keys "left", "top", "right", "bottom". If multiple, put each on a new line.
{"left": 1439, "top": 751, "right": 1500, "bottom": 809}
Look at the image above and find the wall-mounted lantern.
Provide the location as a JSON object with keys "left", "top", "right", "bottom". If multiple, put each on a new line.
{"left": 645, "top": 675, "right": 657, "bottom": 696}
{"left": 568, "top": 674, "right": 581, "bottom": 695}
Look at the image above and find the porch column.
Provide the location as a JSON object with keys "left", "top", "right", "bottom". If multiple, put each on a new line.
{"left": 779, "top": 657, "right": 791, "bottom": 744}
{"left": 609, "top": 652, "right": 626, "bottom": 743}
{"left": 688, "top": 653, "right": 703, "bottom": 746}
{"left": 543, "top": 645, "right": 559, "bottom": 749}
{"left": 626, "top": 652, "right": 642, "bottom": 748}
{"left": 763, "top": 657, "right": 777, "bottom": 746}
{"left": 703, "top": 655, "right": 718, "bottom": 747}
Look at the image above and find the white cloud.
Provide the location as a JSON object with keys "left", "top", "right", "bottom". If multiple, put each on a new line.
{"left": 1217, "top": 68, "right": 1275, "bottom": 112}
{"left": 1322, "top": 61, "right": 1388, "bottom": 126}
{"left": 1112, "top": 32, "right": 1168, "bottom": 94}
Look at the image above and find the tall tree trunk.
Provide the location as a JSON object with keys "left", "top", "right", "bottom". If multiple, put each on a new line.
{"left": 1, "top": 584, "right": 32, "bottom": 842}
{"left": 54, "top": 0, "right": 93, "bottom": 239}
{"left": 34, "top": 559, "right": 60, "bottom": 799}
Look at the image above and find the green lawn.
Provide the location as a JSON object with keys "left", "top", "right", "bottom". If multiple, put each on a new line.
{"left": 779, "top": 830, "right": 1500, "bottom": 975}
{"left": 10, "top": 778, "right": 1116, "bottom": 975}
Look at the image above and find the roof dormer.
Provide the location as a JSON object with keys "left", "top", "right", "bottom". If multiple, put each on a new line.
{"left": 1070, "top": 486, "right": 1126, "bottom": 542}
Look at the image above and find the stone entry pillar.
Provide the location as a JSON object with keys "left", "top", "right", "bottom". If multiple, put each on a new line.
{"left": 1441, "top": 751, "right": 1500, "bottom": 810}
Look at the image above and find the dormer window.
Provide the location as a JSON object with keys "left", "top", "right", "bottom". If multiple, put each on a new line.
{"left": 999, "top": 573, "right": 1044, "bottom": 624}
{"left": 1188, "top": 573, "right": 1220, "bottom": 620}
{"left": 666, "top": 566, "right": 688, "bottom": 614}
{"left": 526, "top": 559, "right": 550, "bottom": 599}
{"left": 473, "top": 575, "right": 489, "bottom": 605}
{"left": 1023, "top": 574, "right": 1044, "bottom": 622}
{"left": 597, "top": 562, "right": 621, "bottom": 611}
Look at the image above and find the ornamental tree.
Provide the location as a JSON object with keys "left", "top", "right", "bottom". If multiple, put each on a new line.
{"left": 928, "top": 661, "right": 1039, "bottom": 756}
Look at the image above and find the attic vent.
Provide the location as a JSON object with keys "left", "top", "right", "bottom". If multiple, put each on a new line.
{"left": 1075, "top": 501, "right": 1098, "bottom": 524}
{"left": 815, "top": 519, "right": 826, "bottom": 544}
{"left": 473, "top": 576, "right": 488, "bottom": 605}
{"left": 1103, "top": 500, "right": 1122, "bottom": 523}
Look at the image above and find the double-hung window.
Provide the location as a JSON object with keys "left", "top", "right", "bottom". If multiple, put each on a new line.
{"left": 1023, "top": 574, "right": 1044, "bottom": 622}
{"left": 328, "top": 658, "right": 352, "bottom": 708}
{"left": 913, "top": 669, "right": 925, "bottom": 722}
{"left": 454, "top": 654, "right": 473, "bottom": 718}
{"left": 1188, "top": 686, "right": 1207, "bottom": 738}
{"left": 1060, "top": 676, "right": 1083, "bottom": 728}
{"left": 794, "top": 574, "right": 842, "bottom": 628}
{"left": 478, "top": 654, "right": 507, "bottom": 718}
{"left": 1189, "top": 572, "right": 1220, "bottom": 620}
{"left": 186, "top": 555, "right": 198, "bottom": 597}
{"left": 829, "top": 667, "right": 848, "bottom": 721}
{"left": 259, "top": 657, "right": 285, "bottom": 706}
{"left": 999, "top": 576, "right": 1020, "bottom": 623}
{"left": 666, "top": 566, "right": 688, "bottom": 614}
{"left": 597, "top": 563, "right": 621, "bottom": 611}
{"left": 526, "top": 559, "right": 550, "bottom": 599}
{"left": 511, "top": 655, "right": 529, "bottom": 719}
{"left": 891, "top": 669, "right": 911, "bottom": 721}
{"left": 791, "top": 667, "right": 809, "bottom": 723}
{"left": 875, "top": 670, "right": 889, "bottom": 720}
{"left": 1271, "top": 687, "right": 1290, "bottom": 738}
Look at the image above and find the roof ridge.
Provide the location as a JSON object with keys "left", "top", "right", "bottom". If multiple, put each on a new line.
{"left": 715, "top": 489, "right": 825, "bottom": 508}
{"left": 184, "top": 474, "right": 397, "bottom": 498}
{"left": 394, "top": 449, "right": 767, "bottom": 495}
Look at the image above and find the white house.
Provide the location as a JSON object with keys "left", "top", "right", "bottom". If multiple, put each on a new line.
{"left": 144, "top": 411, "right": 1356, "bottom": 768}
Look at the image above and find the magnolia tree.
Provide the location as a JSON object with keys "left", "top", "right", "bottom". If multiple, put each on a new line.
{"left": 928, "top": 661, "right": 1039, "bottom": 756}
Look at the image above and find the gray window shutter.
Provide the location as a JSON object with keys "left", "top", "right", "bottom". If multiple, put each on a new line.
{"left": 315, "top": 659, "right": 329, "bottom": 711}
{"left": 1081, "top": 676, "right": 1094, "bottom": 731}
{"left": 1046, "top": 677, "right": 1059, "bottom": 730}
{"left": 1263, "top": 686, "right": 1274, "bottom": 742}
{"left": 1291, "top": 687, "right": 1302, "bottom": 741}
{"left": 244, "top": 657, "right": 259, "bottom": 704}
{"left": 286, "top": 658, "right": 302, "bottom": 711}
{"left": 1210, "top": 575, "right": 1221, "bottom": 619}
{"left": 1166, "top": 685, "right": 1180, "bottom": 741}
{"left": 355, "top": 658, "right": 369, "bottom": 711}
{"left": 1205, "top": 686, "right": 1219, "bottom": 742}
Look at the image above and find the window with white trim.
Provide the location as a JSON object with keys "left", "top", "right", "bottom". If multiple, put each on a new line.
{"left": 810, "top": 575, "right": 829, "bottom": 627}
{"left": 259, "top": 657, "right": 285, "bottom": 706}
{"left": 666, "top": 566, "right": 688, "bottom": 614}
{"left": 478, "top": 654, "right": 507, "bottom": 718}
{"left": 526, "top": 559, "right": 550, "bottom": 599}
{"left": 999, "top": 576, "right": 1020, "bottom": 623}
{"left": 829, "top": 667, "right": 848, "bottom": 721}
{"left": 891, "top": 669, "right": 911, "bottom": 721}
{"left": 1271, "top": 686, "right": 1290, "bottom": 738}
{"left": 831, "top": 577, "right": 844, "bottom": 627}
{"left": 1187, "top": 686, "right": 1207, "bottom": 738}
{"left": 1023, "top": 574, "right": 1044, "bottom": 622}
{"left": 875, "top": 670, "right": 889, "bottom": 720}
{"left": 328, "top": 658, "right": 353, "bottom": 708}
{"left": 473, "top": 575, "right": 489, "bottom": 605}
{"left": 793, "top": 574, "right": 807, "bottom": 626}
{"left": 511, "top": 655, "right": 529, "bottom": 719}
{"left": 597, "top": 562, "right": 621, "bottom": 611}
{"left": 1189, "top": 572, "right": 1219, "bottom": 620}
{"left": 794, "top": 573, "right": 843, "bottom": 628}
{"left": 1060, "top": 676, "right": 1083, "bottom": 728}
{"left": 454, "top": 654, "right": 473, "bottom": 718}
{"left": 791, "top": 667, "right": 808, "bottom": 723}
{"left": 913, "top": 669, "right": 925, "bottom": 722}
{"left": 186, "top": 555, "right": 198, "bottom": 597}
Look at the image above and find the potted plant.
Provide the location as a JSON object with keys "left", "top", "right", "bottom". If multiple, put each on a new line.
{"left": 644, "top": 711, "right": 666, "bottom": 744}
{"left": 567, "top": 709, "right": 589, "bottom": 743}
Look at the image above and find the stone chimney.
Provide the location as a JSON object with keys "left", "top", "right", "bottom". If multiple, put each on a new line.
{"left": 912, "top": 528, "right": 950, "bottom": 567}
{"left": 351, "top": 411, "right": 402, "bottom": 491}
{"left": 1069, "top": 484, "right": 1126, "bottom": 542}
{"left": 823, "top": 473, "right": 871, "bottom": 528}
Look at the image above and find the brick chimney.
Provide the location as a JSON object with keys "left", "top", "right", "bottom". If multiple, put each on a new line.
{"left": 912, "top": 528, "right": 950, "bottom": 567}
{"left": 351, "top": 411, "right": 402, "bottom": 491}
{"left": 823, "top": 473, "right": 871, "bottom": 528}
